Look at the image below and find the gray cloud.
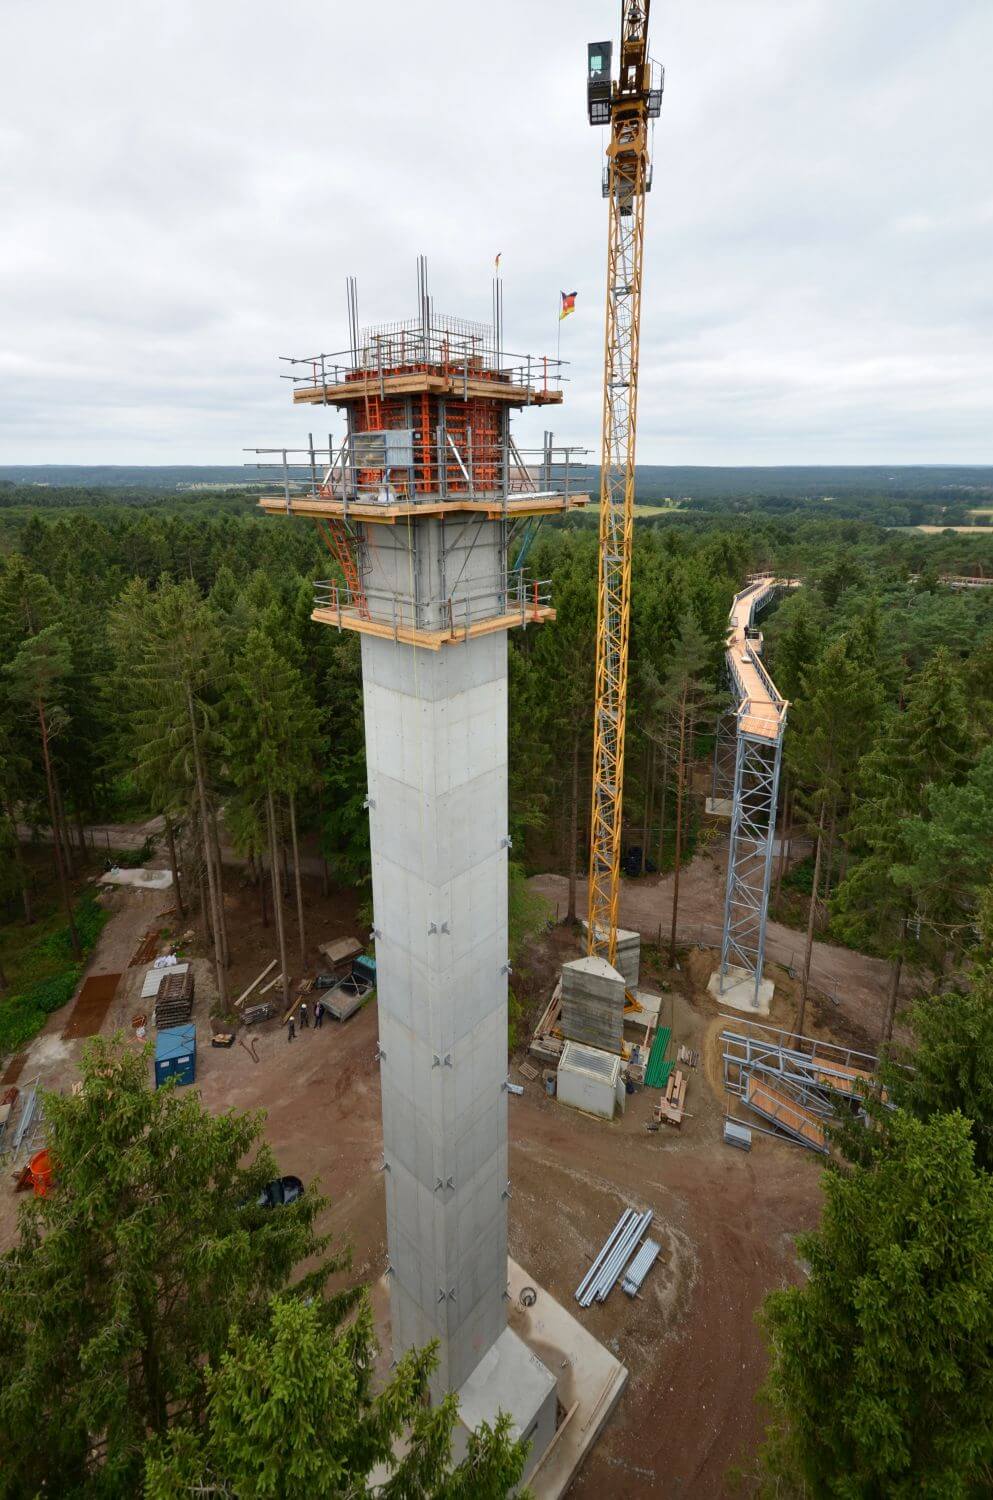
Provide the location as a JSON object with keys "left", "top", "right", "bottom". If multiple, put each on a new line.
{"left": 1, "top": 0, "right": 990, "bottom": 465}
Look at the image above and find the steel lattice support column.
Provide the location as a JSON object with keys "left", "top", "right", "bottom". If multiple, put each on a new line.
{"left": 710, "top": 708, "right": 738, "bottom": 804}
{"left": 718, "top": 723, "right": 784, "bottom": 1007}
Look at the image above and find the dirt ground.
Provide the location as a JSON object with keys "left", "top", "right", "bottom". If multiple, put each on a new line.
{"left": 532, "top": 840, "right": 917, "bottom": 1050}
{"left": 0, "top": 860, "right": 850, "bottom": 1500}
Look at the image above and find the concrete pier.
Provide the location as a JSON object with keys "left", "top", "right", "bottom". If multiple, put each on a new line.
{"left": 364, "top": 632, "right": 510, "bottom": 1396}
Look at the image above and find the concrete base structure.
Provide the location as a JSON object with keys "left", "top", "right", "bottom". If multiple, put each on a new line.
{"left": 454, "top": 1326, "right": 558, "bottom": 1486}
{"left": 580, "top": 921, "right": 641, "bottom": 989}
{"left": 372, "top": 1258, "right": 627, "bottom": 1497}
{"left": 705, "top": 795, "right": 733, "bottom": 818}
{"left": 506, "top": 1258, "right": 627, "bottom": 1498}
{"left": 560, "top": 955, "right": 626, "bottom": 1052}
{"left": 709, "top": 964, "right": 774, "bottom": 1016}
{"left": 364, "top": 631, "right": 510, "bottom": 1398}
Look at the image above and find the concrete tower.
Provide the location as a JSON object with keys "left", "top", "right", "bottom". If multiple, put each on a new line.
{"left": 260, "top": 263, "right": 586, "bottom": 1401}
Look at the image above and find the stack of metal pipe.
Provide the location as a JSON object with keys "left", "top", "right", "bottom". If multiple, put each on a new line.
{"left": 574, "top": 1208, "right": 654, "bottom": 1308}
{"left": 621, "top": 1237, "right": 661, "bottom": 1296}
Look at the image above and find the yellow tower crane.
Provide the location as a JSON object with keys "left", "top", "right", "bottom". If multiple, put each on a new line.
{"left": 586, "top": 5, "right": 662, "bottom": 967}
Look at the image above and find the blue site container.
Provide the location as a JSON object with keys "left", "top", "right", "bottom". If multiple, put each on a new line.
{"left": 353, "top": 954, "right": 377, "bottom": 985}
{"left": 154, "top": 1024, "right": 196, "bottom": 1088}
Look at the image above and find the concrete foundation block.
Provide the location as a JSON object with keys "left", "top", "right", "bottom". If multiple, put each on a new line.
{"left": 560, "top": 956, "right": 626, "bottom": 1052}
{"left": 708, "top": 963, "right": 774, "bottom": 1016}
{"left": 454, "top": 1326, "right": 557, "bottom": 1488}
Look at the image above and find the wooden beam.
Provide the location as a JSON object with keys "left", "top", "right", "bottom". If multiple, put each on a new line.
{"left": 234, "top": 959, "right": 277, "bottom": 1009}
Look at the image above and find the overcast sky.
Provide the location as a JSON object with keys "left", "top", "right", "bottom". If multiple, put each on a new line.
{"left": 2, "top": 0, "right": 992, "bottom": 467}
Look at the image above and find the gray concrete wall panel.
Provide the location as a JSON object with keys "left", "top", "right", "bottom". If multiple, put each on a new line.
{"left": 362, "top": 628, "right": 510, "bottom": 1396}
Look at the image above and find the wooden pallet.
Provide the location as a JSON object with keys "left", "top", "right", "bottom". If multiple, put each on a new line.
{"left": 654, "top": 1068, "right": 688, "bottom": 1127}
{"left": 518, "top": 1061, "right": 539, "bottom": 1082}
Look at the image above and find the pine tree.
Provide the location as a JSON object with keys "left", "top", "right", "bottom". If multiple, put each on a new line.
{"left": 227, "top": 629, "right": 325, "bottom": 995}
{"left": 144, "top": 1298, "right": 526, "bottom": 1499}
{"left": 0, "top": 1038, "right": 338, "bottom": 1495}
{"left": 787, "top": 636, "right": 883, "bottom": 1034}
{"left": 758, "top": 1111, "right": 993, "bottom": 1497}
{"left": 108, "top": 580, "right": 230, "bottom": 1002}
{"left": 3, "top": 626, "right": 81, "bottom": 956}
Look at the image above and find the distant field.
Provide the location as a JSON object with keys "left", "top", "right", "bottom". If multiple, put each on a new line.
{"left": 589, "top": 499, "right": 683, "bottom": 515}
{"left": 915, "top": 524, "right": 993, "bottom": 534}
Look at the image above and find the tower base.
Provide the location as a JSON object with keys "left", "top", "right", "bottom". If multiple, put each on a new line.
{"left": 372, "top": 1257, "right": 627, "bottom": 1497}
{"left": 454, "top": 1326, "right": 557, "bottom": 1487}
{"left": 709, "top": 965, "right": 774, "bottom": 1016}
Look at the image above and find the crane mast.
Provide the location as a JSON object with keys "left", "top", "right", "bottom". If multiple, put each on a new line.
{"left": 586, "top": 4, "right": 661, "bottom": 966}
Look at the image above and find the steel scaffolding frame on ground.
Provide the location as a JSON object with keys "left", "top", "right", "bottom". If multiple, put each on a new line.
{"left": 720, "top": 1023, "right": 880, "bottom": 1108}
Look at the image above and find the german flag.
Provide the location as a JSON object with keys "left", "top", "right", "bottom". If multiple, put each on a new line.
{"left": 560, "top": 290, "right": 577, "bottom": 320}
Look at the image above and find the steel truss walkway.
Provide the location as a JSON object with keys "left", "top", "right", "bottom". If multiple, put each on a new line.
{"left": 715, "top": 575, "right": 798, "bottom": 1007}
{"left": 721, "top": 1021, "right": 882, "bottom": 1152}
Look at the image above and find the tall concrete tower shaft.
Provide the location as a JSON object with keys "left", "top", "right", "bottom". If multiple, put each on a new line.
{"left": 258, "top": 265, "right": 587, "bottom": 1396}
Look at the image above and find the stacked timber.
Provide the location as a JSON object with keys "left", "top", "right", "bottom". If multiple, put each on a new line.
{"left": 560, "top": 956, "right": 625, "bottom": 1053}
{"left": 155, "top": 969, "right": 195, "bottom": 1030}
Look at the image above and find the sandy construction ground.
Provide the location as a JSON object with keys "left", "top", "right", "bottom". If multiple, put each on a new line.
{"left": 1, "top": 861, "right": 870, "bottom": 1498}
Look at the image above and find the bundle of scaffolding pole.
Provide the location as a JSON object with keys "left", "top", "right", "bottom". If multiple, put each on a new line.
{"left": 575, "top": 1207, "right": 654, "bottom": 1307}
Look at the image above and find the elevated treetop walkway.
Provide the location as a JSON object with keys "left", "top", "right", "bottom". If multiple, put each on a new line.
{"left": 717, "top": 575, "right": 799, "bottom": 1008}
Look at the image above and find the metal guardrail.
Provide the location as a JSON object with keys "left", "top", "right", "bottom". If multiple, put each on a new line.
{"left": 246, "top": 436, "right": 588, "bottom": 509}
{"left": 276, "top": 327, "right": 568, "bottom": 395}
{"left": 313, "top": 572, "right": 553, "bottom": 632}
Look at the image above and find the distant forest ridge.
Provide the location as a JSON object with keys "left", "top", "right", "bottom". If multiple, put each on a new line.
{"left": 2, "top": 462, "right": 993, "bottom": 500}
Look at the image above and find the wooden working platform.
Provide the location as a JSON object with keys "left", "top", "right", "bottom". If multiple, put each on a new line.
{"left": 258, "top": 493, "right": 589, "bottom": 525}
{"left": 312, "top": 602, "right": 556, "bottom": 650}
{"left": 291, "top": 371, "right": 564, "bottom": 408}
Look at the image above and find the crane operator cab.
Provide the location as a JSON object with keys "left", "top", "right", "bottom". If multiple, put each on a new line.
{"left": 587, "top": 41, "right": 613, "bottom": 124}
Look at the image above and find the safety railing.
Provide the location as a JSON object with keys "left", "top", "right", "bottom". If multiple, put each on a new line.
{"left": 246, "top": 437, "right": 588, "bottom": 507}
{"left": 313, "top": 571, "right": 552, "bottom": 635}
{"left": 277, "top": 333, "right": 568, "bottom": 397}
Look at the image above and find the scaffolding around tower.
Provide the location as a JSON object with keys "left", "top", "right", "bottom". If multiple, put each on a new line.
{"left": 250, "top": 262, "right": 588, "bottom": 652}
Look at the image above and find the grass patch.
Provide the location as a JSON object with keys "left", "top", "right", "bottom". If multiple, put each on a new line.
{"left": 0, "top": 891, "right": 108, "bottom": 1054}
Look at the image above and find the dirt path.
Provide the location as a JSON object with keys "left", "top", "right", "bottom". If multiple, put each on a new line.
{"left": 532, "top": 847, "right": 916, "bottom": 1046}
{"left": 19, "top": 815, "right": 330, "bottom": 879}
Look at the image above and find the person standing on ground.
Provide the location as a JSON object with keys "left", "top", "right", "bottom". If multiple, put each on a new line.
{"left": 286, "top": 1015, "right": 296, "bottom": 1043}
{"left": 299, "top": 1000, "right": 309, "bottom": 1029}
{"left": 314, "top": 999, "right": 324, "bottom": 1030}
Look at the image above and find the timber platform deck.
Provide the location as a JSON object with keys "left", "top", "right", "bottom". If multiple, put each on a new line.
{"left": 745, "top": 1074, "right": 827, "bottom": 1152}
{"left": 290, "top": 370, "right": 563, "bottom": 408}
{"left": 258, "top": 493, "right": 588, "bottom": 525}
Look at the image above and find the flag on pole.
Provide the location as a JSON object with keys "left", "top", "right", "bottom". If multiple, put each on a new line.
{"left": 560, "top": 290, "right": 577, "bottom": 320}
{"left": 494, "top": 252, "right": 502, "bottom": 271}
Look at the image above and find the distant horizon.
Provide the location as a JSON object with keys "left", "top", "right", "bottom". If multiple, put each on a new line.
{"left": 4, "top": 461, "right": 993, "bottom": 477}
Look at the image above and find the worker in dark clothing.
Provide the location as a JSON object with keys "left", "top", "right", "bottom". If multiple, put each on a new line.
{"left": 299, "top": 1000, "right": 310, "bottom": 1029}
{"left": 314, "top": 999, "right": 325, "bottom": 1029}
{"left": 286, "top": 1015, "right": 296, "bottom": 1042}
